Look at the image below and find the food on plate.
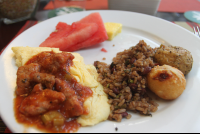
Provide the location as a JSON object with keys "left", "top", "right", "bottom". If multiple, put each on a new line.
{"left": 12, "top": 47, "right": 61, "bottom": 67}
{"left": 68, "top": 12, "right": 108, "bottom": 52}
{"left": 104, "top": 22, "right": 122, "bottom": 40}
{"left": 39, "top": 12, "right": 108, "bottom": 52}
{"left": 94, "top": 40, "right": 159, "bottom": 122}
{"left": 12, "top": 47, "right": 110, "bottom": 133}
{"left": 101, "top": 48, "right": 107, "bottom": 52}
{"left": 154, "top": 45, "right": 193, "bottom": 75}
{"left": 147, "top": 65, "right": 186, "bottom": 100}
{"left": 39, "top": 22, "right": 98, "bottom": 51}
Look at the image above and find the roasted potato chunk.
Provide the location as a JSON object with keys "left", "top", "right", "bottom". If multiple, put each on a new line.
{"left": 154, "top": 45, "right": 193, "bottom": 75}
{"left": 147, "top": 65, "right": 186, "bottom": 100}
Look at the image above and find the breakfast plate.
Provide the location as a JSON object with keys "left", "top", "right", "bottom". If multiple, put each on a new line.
{"left": 1, "top": 10, "right": 200, "bottom": 133}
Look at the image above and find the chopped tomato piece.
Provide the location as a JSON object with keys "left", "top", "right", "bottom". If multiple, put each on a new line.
{"left": 101, "top": 48, "right": 107, "bottom": 52}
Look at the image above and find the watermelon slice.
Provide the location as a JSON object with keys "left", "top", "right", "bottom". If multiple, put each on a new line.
{"left": 40, "top": 22, "right": 98, "bottom": 51}
{"left": 39, "top": 12, "right": 108, "bottom": 52}
{"left": 67, "top": 12, "right": 108, "bottom": 52}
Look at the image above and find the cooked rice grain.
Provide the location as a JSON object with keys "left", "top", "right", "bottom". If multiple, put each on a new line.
{"left": 94, "top": 40, "right": 159, "bottom": 122}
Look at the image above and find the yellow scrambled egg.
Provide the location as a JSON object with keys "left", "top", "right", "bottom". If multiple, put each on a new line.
{"left": 104, "top": 22, "right": 122, "bottom": 40}
{"left": 12, "top": 46, "right": 110, "bottom": 126}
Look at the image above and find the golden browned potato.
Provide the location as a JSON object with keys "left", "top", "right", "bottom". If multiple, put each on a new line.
{"left": 147, "top": 65, "right": 186, "bottom": 100}
{"left": 154, "top": 45, "right": 193, "bottom": 75}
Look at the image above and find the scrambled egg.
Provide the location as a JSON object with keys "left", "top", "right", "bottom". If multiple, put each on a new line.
{"left": 12, "top": 46, "right": 110, "bottom": 126}
{"left": 12, "top": 47, "right": 61, "bottom": 67}
{"left": 104, "top": 22, "right": 122, "bottom": 40}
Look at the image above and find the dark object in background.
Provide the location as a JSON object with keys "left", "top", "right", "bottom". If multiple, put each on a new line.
{"left": 0, "top": 0, "right": 39, "bottom": 24}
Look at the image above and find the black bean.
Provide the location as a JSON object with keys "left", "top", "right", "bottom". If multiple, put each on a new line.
{"left": 113, "top": 88, "right": 120, "bottom": 95}
{"left": 130, "top": 58, "right": 136, "bottom": 64}
{"left": 121, "top": 112, "right": 128, "bottom": 118}
{"left": 111, "top": 67, "right": 116, "bottom": 74}
{"left": 142, "top": 67, "right": 151, "bottom": 75}
{"left": 129, "top": 83, "right": 138, "bottom": 91}
{"left": 94, "top": 61, "right": 99, "bottom": 67}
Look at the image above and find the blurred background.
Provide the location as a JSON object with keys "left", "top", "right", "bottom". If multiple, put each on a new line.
{"left": 2, "top": 0, "right": 200, "bottom": 53}
{"left": 0, "top": 0, "right": 200, "bottom": 50}
{"left": 1, "top": 0, "right": 198, "bottom": 24}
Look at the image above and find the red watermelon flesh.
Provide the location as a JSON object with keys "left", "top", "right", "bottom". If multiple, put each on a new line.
{"left": 40, "top": 22, "right": 71, "bottom": 48}
{"left": 67, "top": 12, "right": 108, "bottom": 52}
{"left": 39, "top": 22, "right": 98, "bottom": 51}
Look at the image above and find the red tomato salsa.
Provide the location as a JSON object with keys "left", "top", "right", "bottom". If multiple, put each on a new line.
{"left": 101, "top": 48, "right": 107, "bottom": 52}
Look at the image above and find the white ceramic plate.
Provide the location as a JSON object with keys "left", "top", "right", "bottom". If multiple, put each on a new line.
{"left": 1, "top": 10, "right": 200, "bottom": 133}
